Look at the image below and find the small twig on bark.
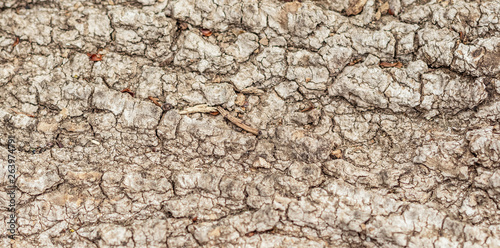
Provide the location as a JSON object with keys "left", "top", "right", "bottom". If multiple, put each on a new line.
{"left": 216, "top": 106, "right": 260, "bottom": 136}
{"left": 12, "top": 37, "right": 19, "bottom": 48}
{"left": 10, "top": 108, "right": 35, "bottom": 117}
{"left": 120, "top": 88, "right": 135, "bottom": 97}
{"left": 148, "top": 96, "right": 162, "bottom": 107}
{"left": 179, "top": 104, "right": 217, "bottom": 115}
{"left": 300, "top": 101, "right": 314, "bottom": 112}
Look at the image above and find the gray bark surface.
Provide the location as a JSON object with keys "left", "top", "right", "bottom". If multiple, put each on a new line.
{"left": 0, "top": 0, "right": 500, "bottom": 247}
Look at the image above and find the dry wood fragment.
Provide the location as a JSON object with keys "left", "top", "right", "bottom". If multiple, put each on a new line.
{"left": 346, "top": 0, "right": 368, "bottom": 16}
{"left": 120, "top": 88, "right": 134, "bottom": 97}
{"left": 179, "top": 104, "right": 217, "bottom": 115}
{"left": 216, "top": 106, "right": 260, "bottom": 136}
{"left": 148, "top": 96, "right": 162, "bottom": 107}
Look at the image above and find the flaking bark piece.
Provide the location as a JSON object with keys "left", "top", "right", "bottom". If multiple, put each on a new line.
{"left": 346, "top": 0, "right": 368, "bottom": 16}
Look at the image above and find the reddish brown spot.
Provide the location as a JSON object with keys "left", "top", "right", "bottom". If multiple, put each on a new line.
{"left": 87, "top": 53, "right": 104, "bottom": 61}
{"left": 12, "top": 37, "right": 19, "bottom": 48}
{"left": 120, "top": 88, "right": 135, "bottom": 97}
{"left": 379, "top": 61, "right": 403, "bottom": 68}
{"left": 459, "top": 31, "right": 465, "bottom": 42}
{"left": 348, "top": 58, "right": 362, "bottom": 66}
{"left": 245, "top": 232, "right": 255, "bottom": 237}
{"left": 209, "top": 111, "right": 220, "bottom": 116}
{"left": 200, "top": 29, "right": 212, "bottom": 37}
{"left": 387, "top": 8, "right": 395, "bottom": 16}
{"left": 192, "top": 216, "right": 198, "bottom": 222}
